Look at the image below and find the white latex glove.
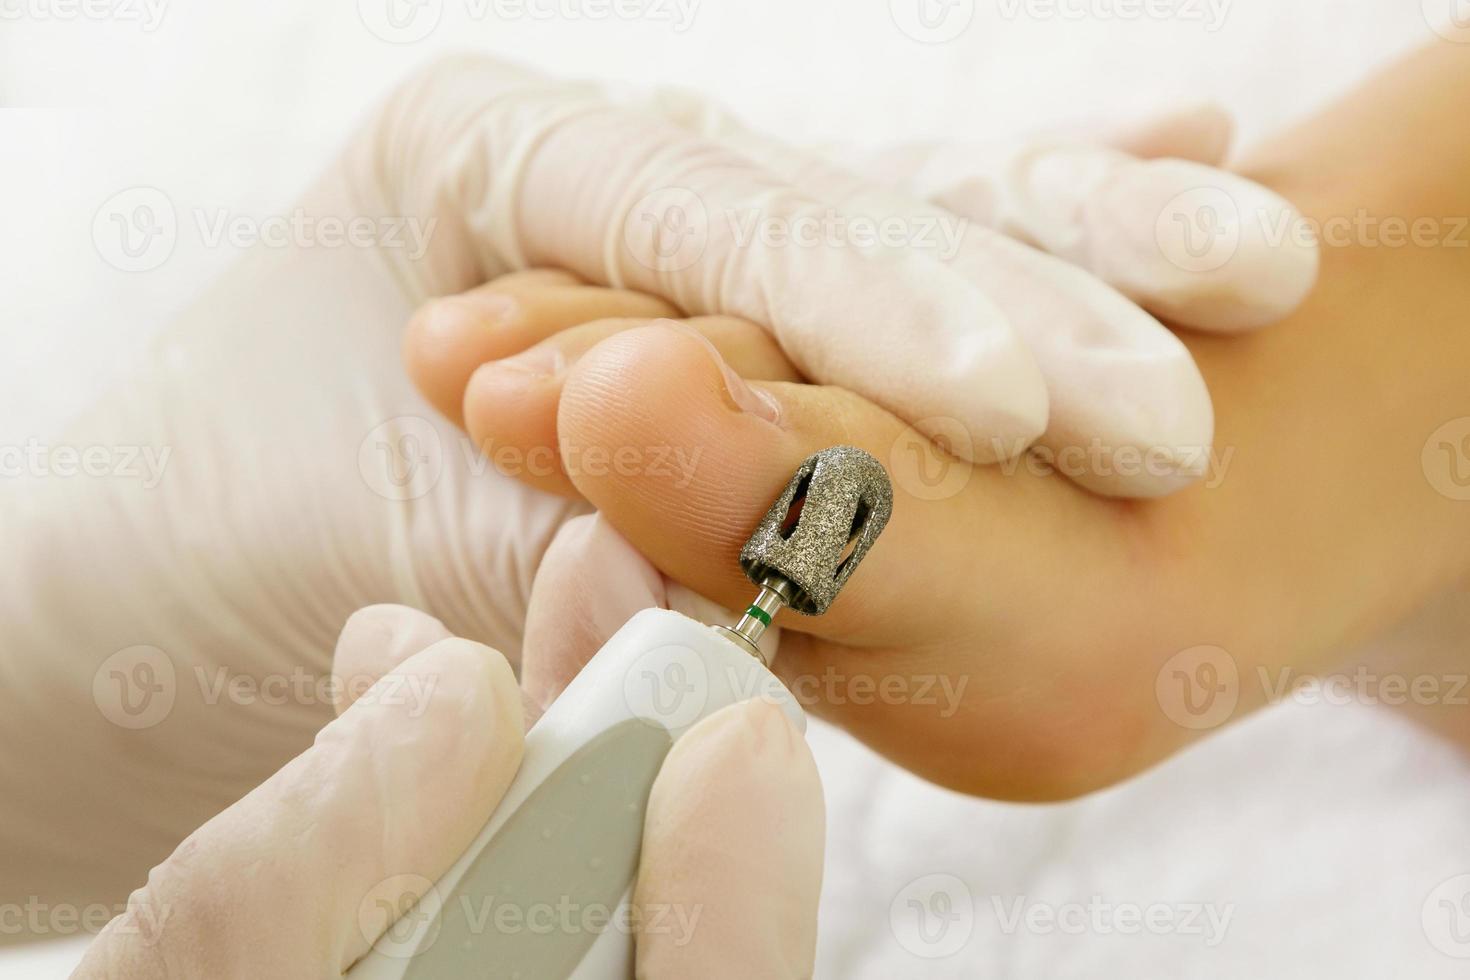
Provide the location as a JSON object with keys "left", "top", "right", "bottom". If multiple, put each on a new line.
{"left": 653, "top": 97, "right": 1315, "bottom": 334}
{"left": 370, "top": 56, "right": 1317, "bottom": 493}
{"left": 833, "top": 107, "right": 1316, "bottom": 334}
{"left": 635, "top": 94, "right": 1318, "bottom": 494}
{"left": 0, "top": 53, "right": 1308, "bottom": 908}
{"left": 72, "top": 602, "right": 824, "bottom": 980}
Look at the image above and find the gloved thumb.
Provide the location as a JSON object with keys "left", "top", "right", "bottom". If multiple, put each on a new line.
{"left": 636, "top": 699, "right": 825, "bottom": 980}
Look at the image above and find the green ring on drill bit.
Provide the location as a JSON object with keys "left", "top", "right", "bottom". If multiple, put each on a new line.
{"left": 745, "top": 605, "right": 772, "bottom": 626}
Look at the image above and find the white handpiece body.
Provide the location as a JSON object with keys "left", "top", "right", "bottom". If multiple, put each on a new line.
{"left": 348, "top": 607, "right": 802, "bottom": 980}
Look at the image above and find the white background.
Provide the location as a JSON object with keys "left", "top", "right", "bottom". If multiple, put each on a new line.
{"left": 3, "top": 0, "right": 1469, "bottom": 976}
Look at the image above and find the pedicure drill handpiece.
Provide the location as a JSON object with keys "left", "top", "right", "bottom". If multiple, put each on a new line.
{"left": 349, "top": 446, "right": 892, "bottom": 980}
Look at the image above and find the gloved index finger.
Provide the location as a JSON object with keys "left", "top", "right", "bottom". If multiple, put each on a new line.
{"left": 371, "top": 56, "right": 1049, "bottom": 463}
{"left": 512, "top": 106, "right": 1050, "bottom": 463}
{"left": 332, "top": 604, "right": 453, "bottom": 716}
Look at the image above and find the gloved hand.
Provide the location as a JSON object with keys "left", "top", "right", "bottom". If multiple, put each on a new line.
{"left": 0, "top": 53, "right": 1311, "bottom": 909}
{"left": 73, "top": 601, "right": 823, "bottom": 980}
{"left": 659, "top": 97, "right": 1314, "bottom": 332}
{"left": 391, "top": 58, "right": 1317, "bottom": 497}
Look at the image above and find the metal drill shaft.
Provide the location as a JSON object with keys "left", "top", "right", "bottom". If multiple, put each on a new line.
{"left": 731, "top": 577, "right": 793, "bottom": 646}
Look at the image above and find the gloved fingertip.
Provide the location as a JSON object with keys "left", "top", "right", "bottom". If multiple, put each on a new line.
{"left": 635, "top": 699, "right": 822, "bottom": 980}
{"left": 320, "top": 637, "right": 524, "bottom": 968}
{"left": 1110, "top": 103, "right": 1235, "bottom": 165}
{"left": 399, "top": 636, "right": 526, "bottom": 750}
{"left": 684, "top": 698, "right": 817, "bottom": 778}
{"left": 327, "top": 635, "right": 526, "bottom": 840}
{"left": 773, "top": 249, "right": 1051, "bottom": 464}
{"left": 1040, "top": 337, "right": 1218, "bottom": 498}
{"left": 1087, "top": 159, "right": 1320, "bottom": 332}
{"left": 523, "top": 514, "right": 667, "bottom": 713}
{"left": 333, "top": 604, "right": 453, "bottom": 716}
